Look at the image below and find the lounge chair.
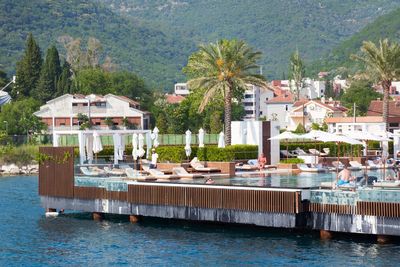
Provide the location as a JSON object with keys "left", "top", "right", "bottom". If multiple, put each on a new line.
{"left": 125, "top": 167, "right": 156, "bottom": 181}
{"left": 298, "top": 164, "right": 328, "bottom": 173}
{"left": 190, "top": 157, "right": 220, "bottom": 172}
{"left": 172, "top": 167, "right": 203, "bottom": 179}
{"left": 331, "top": 161, "right": 344, "bottom": 170}
{"left": 292, "top": 147, "right": 307, "bottom": 156}
{"left": 80, "top": 166, "right": 102, "bottom": 176}
{"left": 322, "top": 148, "right": 330, "bottom": 155}
{"left": 348, "top": 161, "right": 365, "bottom": 171}
{"left": 148, "top": 168, "right": 180, "bottom": 180}
{"left": 280, "top": 150, "right": 294, "bottom": 158}
{"left": 104, "top": 166, "right": 126, "bottom": 176}
{"left": 309, "top": 149, "right": 328, "bottom": 156}
{"left": 373, "top": 180, "right": 400, "bottom": 188}
{"left": 367, "top": 160, "right": 380, "bottom": 169}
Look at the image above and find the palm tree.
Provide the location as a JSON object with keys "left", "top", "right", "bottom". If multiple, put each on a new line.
{"left": 352, "top": 39, "right": 400, "bottom": 130}
{"left": 185, "top": 39, "right": 267, "bottom": 145}
{"left": 289, "top": 50, "right": 305, "bottom": 101}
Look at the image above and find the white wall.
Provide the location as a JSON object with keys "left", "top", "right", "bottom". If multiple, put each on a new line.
{"left": 231, "top": 121, "right": 280, "bottom": 164}
{"left": 262, "top": 103, "right": 292, "bottom": 129}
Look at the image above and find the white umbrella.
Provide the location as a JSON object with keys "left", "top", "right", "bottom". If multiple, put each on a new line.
{"left": 152, "top": 127, "right": 159, "bottom": 148}
{"left": 138, "top": 134, "right": 145, "bottom": 158}
{"left": 113, "top": 133, "right": 121, "bottom": 165}
{"left": 198, "top": 128, "right": 205, "bottom": 148}
{"left": 132, "top": 133, "right": 138, "bottom": 161}
{"left": 185, "top": 130, "right": 192, "bottom": 158}
{"left": 86, "top": 134, "right": 94, "bottom": 164}
{"left": 53, "top": 133, "right": 59, "bottom": 147}
{"left": 269, "top": 131, "right": 304, "bottom": 161}
{"left": 145, "top": 132, "right": 152, "bottom": 159}
{"left": 218, "top": 132, "right": 225, "bottom": 148}
{"left": 92, "top": 131, "right": 103, "bottom": 154}
{"left": 78, "top": 131, "right": 86, "bottom": 165}
{"left": 118, "top": 135, "right": 125, "bottom": 161}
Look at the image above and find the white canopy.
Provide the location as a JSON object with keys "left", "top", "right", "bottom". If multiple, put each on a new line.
{"left": 138, "top": 133, "right": 145, "bottom": 158}
{"left": 269, "top": 131, "right": 303, "bottom": 141}
{"left": 132, "top": 133, "right": 138, "bottom": 161}
{"left": 345, "top": 131, "right": 388, "bottom": 141}
{"left": 92, "top": 131, "right": 103, "bottom": 154}
{"left": 78, "top": 131, "right": 86, "bottom": 165}
{"left": 152, "top": 127, "right": 159, "bottom": 148}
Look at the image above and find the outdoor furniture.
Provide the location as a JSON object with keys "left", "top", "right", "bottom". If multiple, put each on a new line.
{"left": 331, "top": 161, "right": 344, "bottom": 170}
{"left": 190, "top": 157, "right": 221, "bottom": 172}
{"left": 172, "top": 167, "right": 203, "bottom": 179}
{"left": 104, "top": 166, "right": 125, "bottom": 176}
{"left": 298, "top": 164, "right": 328, "bottom": 173}
{"left": 322, "top": 148, "right": 330, "bottom": 155}
{"left": 373, "top": 180, "right": 400, "bottom": 188}
{"left": 125, "top": 167, "right": 156, "bottom": 181}
{"left": 308, "top": 149, "right": 328, "bottom": 156}
{"left": 348, "top": 161, "right": 364, "bottom": 171}
{"left": 80, "top": 166, "right": 102, "bottom": 176}
{"left": 148, "top": 168, "right": 180, "bottom": 180}
{"left": 292, "top": 147, "right": 308, "bottom": 156}
{"left": 280, "top": 150, "right": 295, "bottom": 158}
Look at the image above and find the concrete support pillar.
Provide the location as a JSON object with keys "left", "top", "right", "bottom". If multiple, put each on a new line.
{"left": 92, "top": 212, "right": 104, "bottom": 221}
{"left": 377, "top": 235, "right": 391, "bottom": 244}
{"left": 320, "top": 230, "right": 333, "bottom": 240}
{"left": 129, "top": 215, "right": 140, "bottom": 223}
{"left": 46, "top": 208, "right": 57, "bottom": 212}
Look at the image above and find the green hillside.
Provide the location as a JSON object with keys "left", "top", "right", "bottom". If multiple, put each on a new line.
{"left": 308, "top": 7, "right": 400, "bottom": 75}
{"left": 0, "top": 0, "right": 193, "bottom": 89}
{"left": 99, "top": 0, "right": 400, "bottom": 78}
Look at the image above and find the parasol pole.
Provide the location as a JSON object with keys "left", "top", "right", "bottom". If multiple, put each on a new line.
{"left": 286, "top": 139, "right": 289, "bottom": 161}
{"left": 365, "top": 140, "right": 369, "bottom": 186}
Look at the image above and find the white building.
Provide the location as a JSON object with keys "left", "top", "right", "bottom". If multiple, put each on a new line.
{"left": 325, "top": 117, "right": 386, "bottom": 135}
{"left": 242, "top": 84, "right": 274, "bottom": 120}
{"left": 287, "top": 99, "right": 347, "bottom": 131}
{"left": 174, "top": 83, "right": 190, "bottom": 96}
{"left": 271, "top": 79, "right": 326, "bottom": 99}
{"left": 34, "top": 94, "right": 151, "bottom": 132}
{"left": 262, "top": 93, "right": 294, "bottom": 129}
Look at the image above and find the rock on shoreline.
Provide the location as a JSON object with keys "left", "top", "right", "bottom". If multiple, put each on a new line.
{"left": 1, "top": 164, "right": 39, "bottom": 175}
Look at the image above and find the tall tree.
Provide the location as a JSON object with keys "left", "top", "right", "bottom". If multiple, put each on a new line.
{"left": 184, "top": 39, "right": 267, "bottom": 145}
{"left": 289, "top": 50, "right": 305, "bottom": 101}
{"left": 56, "top": 61, "right": 73, "bottom": 96}
{"left": 13, "top": 33, "right": 42, "bottom": 98}
{"left": 352, "top": 39, "right": 400, "bottom": 130}
{"left": 33, "top": 46, "right": 61, "bottom": 102}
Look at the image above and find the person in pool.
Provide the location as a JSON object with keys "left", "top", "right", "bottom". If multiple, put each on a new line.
{"left": 337, "top": 165, "right": 355, "bottom": 185}
{"left": 205, "top": 178, "right": 215, "bottom": 184}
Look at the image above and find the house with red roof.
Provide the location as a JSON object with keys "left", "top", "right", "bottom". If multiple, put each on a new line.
{"left": 367, "top": 100, "right": 400, "bottom": 132}
{"left": 261, "top": 90, "right": 294, "bottom": 129}
{"left": 287, "top": 98, "right": 348, "bottom": 131}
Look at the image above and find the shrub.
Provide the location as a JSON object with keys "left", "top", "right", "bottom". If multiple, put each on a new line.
{"left": 280, "top": 158, "right": 304, "bottom": 164}
{"left": 0, "top": 145, "right": 39, "bottom": 167}
{"left": 281, "top": 142, "right": 364, "bottom": 157}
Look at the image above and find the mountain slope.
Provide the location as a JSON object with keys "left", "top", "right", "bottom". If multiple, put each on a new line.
{"left": 308, "top": 7, "right": 400, "bottom": 75}
{"left": 0, "top": 0, "right": 194, "bottom": 89}
{"left": 99, "top": 0, "right": 400, "bottom": 78}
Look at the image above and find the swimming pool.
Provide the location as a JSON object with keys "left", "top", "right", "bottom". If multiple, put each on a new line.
{"left": 172, "top": 169, "right": 394, "bottom": 189}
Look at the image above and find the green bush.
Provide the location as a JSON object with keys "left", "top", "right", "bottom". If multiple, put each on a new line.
{"left": 0, "top": 145, "right": 39, "bottom": 167}
{"left": 281, "top": 142, "right": 364, "bottom": 157}
{"left": 280, "top": 158, "right": 304, "bottom": 164}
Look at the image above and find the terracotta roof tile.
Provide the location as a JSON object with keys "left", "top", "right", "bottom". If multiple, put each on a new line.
{"left": 325, "top": 116, "right": 384, "bottom": 123}
{"left": 266, "top": 93, "right": 294, "bottom": 103}
{"left": 367, "top": 100, "right": 400, "bottom": 117}
{"left": 166, "top": 94, "right": 185, "bottom": 104}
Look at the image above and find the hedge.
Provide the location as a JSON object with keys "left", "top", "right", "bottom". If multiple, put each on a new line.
{"left": 279, "top": 158, "right": 304, "bottom": 164}
{"left": 73, "top": 144, "right": 258, "bottom": 163}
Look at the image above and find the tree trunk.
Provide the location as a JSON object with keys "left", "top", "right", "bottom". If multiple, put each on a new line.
{"left": 224, "top": 86, "right": 232, "bottom": 146}
{"left": 382, "top": 80, "right": 391, "bottom": 131}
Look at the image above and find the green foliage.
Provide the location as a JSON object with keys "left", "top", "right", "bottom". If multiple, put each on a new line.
{"left": 0, "top": 98, "right": 46, "bottom": 135}
{"left": 293, "top": 124, "right": 306, "bottom": 134}
{"left": 13, "top": 33, "right": 42, "bottom": 98}
{"left": 56, "top": 61, "right": 73, "bottom": 96}
{"left": 77, "top": 113, "right": 91, "bottom": 130}
{"left": 281, "top": 142, "right": 364, "bottom": 157}
{"left": 0, "top": 145, "right": 39, "bottom": 167}
{"left": 104, "top": 117, "right": 114, "bottom": 128}
{"left": 33, "top": 45, "right": 62, "bottom": 102}
{"left": 280, "top": 158, "right": 304, "bottom": 164}
{"left": 289, "top": 50, "right": 305, "bottom": 100}
{"left": 340, "top": 80, "right": 382, "bottom": 116}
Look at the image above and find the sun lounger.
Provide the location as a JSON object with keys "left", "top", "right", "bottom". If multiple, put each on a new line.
{"left": 308, "top": 149, "right": 328, "bottom": 156}
{"left": 367, "top": 160, "right": 380, "bottom": 169}
{"left": 104, "top": 166, "right": 126, "bottom": 176}
{"left": 373, "top": 180, "right": 400, "bottom": 188}
{"left": 331, "top": 161, "right": 344, "bottom": 170}
{"left": 172, "top": 167, "right": 204, "bottom": 179}
{"left": 190, "top": 157, "right": 221, "bottom": 172}
{"left": 292, "top": 147, "right": 307, "bottom": 156}
{"left": 319, "top": 181, "right": 356, "bottom": 190}
{"left": 298, "top": 164, "right": 328, "bottom": 172}
{"left": 148, "top": 168, "right": 180, "bottom": 180}
{"left": 280, "top": 150, "right": 295, "bottom": 158}
{"left": 322, "top": 148, "right": 330, "bottom": 155}
{"left": 125, "top": 167, "right": 156, "bottom": 181}
{"left": 348, "top": 161, "right": 364, "bottom": 171}
{"left": 80, "top": 166, "right": 103, "bottom": 176}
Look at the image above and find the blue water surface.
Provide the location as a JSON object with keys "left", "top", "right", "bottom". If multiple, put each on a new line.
{"left": 1, "top": 176, "right": 400, "bottom": 266}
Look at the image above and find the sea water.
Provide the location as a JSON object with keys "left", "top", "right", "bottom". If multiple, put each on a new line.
{"left": 1, "top": 176, "right": 400, "bottom": 266}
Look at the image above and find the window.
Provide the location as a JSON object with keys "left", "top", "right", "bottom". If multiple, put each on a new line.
{"left": 389, "top": 123, "right": 399, "bottom": 127}
{"left": 266, "top": 97, "right": 269, "bottom": 101}
{"left": 244, "top": 102, "right": 254, "bottom": 106}
{"left": 95, "top": 122, "right": 101, "bottom": 126}
{"left": 82, "top": 103, "right": 88, "bottom": 106}
{"left": 244, "top": 94, "right": 253, "bottom": 98}
{"left": 113, "top": 122, "right": 119, "bottom": 126}
{"left": 94, "top": 102, "right": 106, "bottom": 107}
{"left": 60, "top": 123, "right": 65, "bottom": 126}
{"left": 285, "top": 105, "right": 288, "bottom": 111}
{"left": 245, "top": 110, "right": 254, "bottom": 115}
{"left": 72, "top": 103, "right": 78, "bottom": 106}
{"left": 260, "top": 111, "right": 263, "bottom": 115}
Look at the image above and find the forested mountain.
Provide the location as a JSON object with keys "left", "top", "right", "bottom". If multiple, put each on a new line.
{"left": 99, "top": 0, "right": 400, "bottom": 78}
{"left": 0, "top": 0, "right": 399, "bottom": 90}
{"left": 0, "top": 0, "right": 193, "bottom": 89}
{"left": 308, "top": 7, "right": 400, "bottom": 76}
